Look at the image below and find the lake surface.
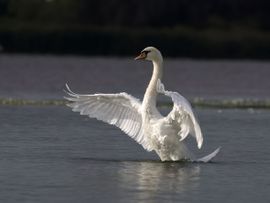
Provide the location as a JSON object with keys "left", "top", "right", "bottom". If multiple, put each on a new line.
{"left": 0, "top": 54, "right": 270, "bottom": 202}
{"left": 0, "top": 54, "right": 270, "bottom": 99}
{"left": 0, "top": 106, "right": 270, "bottom": 203}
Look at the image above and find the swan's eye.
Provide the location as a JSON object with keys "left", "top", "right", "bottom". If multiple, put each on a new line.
{"left": 135, "top": 50, "right": 151, "bottom": 60}
{"left": 141, "top": 50, "right": 150, "bottom": 55}
{"left": 139, "top": 50, "right": 150, "bottom": 59}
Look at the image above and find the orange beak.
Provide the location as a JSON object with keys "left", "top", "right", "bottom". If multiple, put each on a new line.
{"left": 134, "top": 52, "right": 146, "bottom": 60}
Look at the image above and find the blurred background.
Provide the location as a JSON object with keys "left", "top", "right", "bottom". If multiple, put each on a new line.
{"left": 0, "top": 0, "right": 270, "bottom": 102}
{"left": 0, "top": 0, "right": 270, "bottom": 58}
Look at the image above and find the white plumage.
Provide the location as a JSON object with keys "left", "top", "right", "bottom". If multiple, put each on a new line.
{"left": 65, "top": 88, "right": 148, "bottom": 149}
{"left": 65, "top": 47, "right": 220, "bottom": 162}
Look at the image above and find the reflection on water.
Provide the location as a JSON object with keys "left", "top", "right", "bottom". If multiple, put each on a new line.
{"left": 118, "top": 162, "right": 200, "bottom": 202}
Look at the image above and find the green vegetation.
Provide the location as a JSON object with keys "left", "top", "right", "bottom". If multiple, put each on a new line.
{"left": 1, "top": 98, "right": 270, "bottom": 109}
{"left": 1, "top": 24, "right": 270, "bottom": 58}
{"left": 0, "top": 98, "right": 66, "bottom": 106}
{"left": 191, "top": 98, "right": 270, "bottom": 109}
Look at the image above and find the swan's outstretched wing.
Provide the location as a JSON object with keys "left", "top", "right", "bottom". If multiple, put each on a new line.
{"left": 157, "top": 80, "right": 203, "bottom": 149}
{"left": 64, "top": 84, "right": 150, "bottom": 150}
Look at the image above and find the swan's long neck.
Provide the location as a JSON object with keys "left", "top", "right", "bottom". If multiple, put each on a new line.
{"left": 142, "top": 60, "right": 163, "bottom": 111}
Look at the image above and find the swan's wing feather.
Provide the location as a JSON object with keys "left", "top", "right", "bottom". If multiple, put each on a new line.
{"left": 157, "top": 80, "right": 203, "bottom": 148}
{"left": 65, "top": 84, "right": 150, "bottom": 150}
{"left": 196, "top": 147, "right": 221, "bottom": 163}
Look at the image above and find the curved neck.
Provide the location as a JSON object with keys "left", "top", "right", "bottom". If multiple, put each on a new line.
{"left": 142, "top": 60, "right": 163, "bottom": 110}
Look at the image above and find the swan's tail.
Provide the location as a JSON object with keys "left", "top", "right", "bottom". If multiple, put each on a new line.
{"left": 195, "top": 147, "right": 221, "bottom": 163}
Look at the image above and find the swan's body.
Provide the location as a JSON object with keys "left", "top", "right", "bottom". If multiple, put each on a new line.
{"left": 65, "top": 47, "right": 220, "bottom": 162}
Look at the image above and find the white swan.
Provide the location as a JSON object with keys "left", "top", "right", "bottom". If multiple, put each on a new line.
{"left": 65, "top": 47, "right": 220, "bottom": 162}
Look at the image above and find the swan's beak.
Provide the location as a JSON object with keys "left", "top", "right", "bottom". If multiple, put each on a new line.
{"left": 135, "top": 52, "right": 146, "bottom": 60}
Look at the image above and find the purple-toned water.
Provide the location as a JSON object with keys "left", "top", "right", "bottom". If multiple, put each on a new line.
{"left": 0, "top": 54, "right": 269, "bottom": 100}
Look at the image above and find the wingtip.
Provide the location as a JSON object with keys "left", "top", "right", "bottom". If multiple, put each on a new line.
{"left": 63, "top": 83, "right": 77, "bottom": 97}
{"left": 65, "top": 83, "right": 71, "bottom": 92}
{"left": 196, "top": 146, "right": 221, "bottom": 163}
{"left": 63, "top": 83, "right": 69, "bottom": 93}
{"left": 197, "top": 138, "right": 203, "bottom": 149}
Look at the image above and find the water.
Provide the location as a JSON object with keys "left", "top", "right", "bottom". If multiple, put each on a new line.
{"left": 0, "top": 54, "right": 270, "bottom": 202}
{"left": 0, "top": 54, "right": 270, "bottom": 99}
{"left": 0, "top": 106, "right": 270, "bottom": 203}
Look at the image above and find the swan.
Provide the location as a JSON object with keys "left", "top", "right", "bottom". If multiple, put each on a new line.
{"left": 65, "top": 46, "right": 220, "bottom": 162}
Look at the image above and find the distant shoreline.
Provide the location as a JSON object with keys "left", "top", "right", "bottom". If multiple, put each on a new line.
{"left": 1, "top": 98, "right": 270, "bottom": 109}
{"left": 1, "top": 25, "right": 270, "bottom": 59}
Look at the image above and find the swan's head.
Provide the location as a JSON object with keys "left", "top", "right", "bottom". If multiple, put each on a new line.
{"left": 135, "top": 46, "right": 163, "bottom": 62}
